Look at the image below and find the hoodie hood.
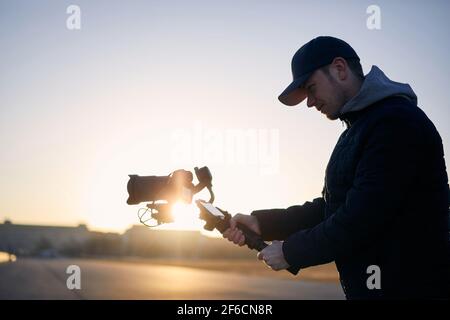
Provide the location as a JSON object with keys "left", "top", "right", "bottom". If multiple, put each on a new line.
{"left": 339, "top": 65, "right": 417, "bottom": 115}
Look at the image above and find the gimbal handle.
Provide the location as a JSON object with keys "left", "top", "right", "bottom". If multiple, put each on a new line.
{"left": 215, "top": 210, "right": 299, "bottom": 275}
{"left": 234, "top": 222, "right": 300, "bottom": 275}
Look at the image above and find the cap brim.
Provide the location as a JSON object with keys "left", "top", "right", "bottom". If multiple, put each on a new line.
{"left": 278, "top": 73, "right": 311, "bottom": 106}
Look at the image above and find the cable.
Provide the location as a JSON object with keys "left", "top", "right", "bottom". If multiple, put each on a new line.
{"left": 137, "top": 202, "right": 159, "bottom": 228}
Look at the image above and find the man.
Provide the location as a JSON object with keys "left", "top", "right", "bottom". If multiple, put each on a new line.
{"left": 223, "top": 36, "right": 450, "bottom": 299}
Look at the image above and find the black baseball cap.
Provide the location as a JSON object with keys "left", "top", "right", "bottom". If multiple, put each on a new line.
{"left": 278, "top": 36, "right": 360, "bottom": 106}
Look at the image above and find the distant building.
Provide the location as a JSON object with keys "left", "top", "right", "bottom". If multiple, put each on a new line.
{"left": 0, "top": 220, "right": 92, "bottom": 256}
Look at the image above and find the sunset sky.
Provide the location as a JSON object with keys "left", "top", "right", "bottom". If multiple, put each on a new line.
{"left": 1, "top": 0, "right": 449, "bottom": 235}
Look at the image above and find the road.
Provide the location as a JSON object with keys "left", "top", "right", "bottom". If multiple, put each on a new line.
{"left": 0, "top": 258, "right": 344, "bottom": 299}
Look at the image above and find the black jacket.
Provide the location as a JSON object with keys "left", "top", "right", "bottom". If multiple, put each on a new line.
{"left": 252, "top": 96, "right": 450, "bottom": 299}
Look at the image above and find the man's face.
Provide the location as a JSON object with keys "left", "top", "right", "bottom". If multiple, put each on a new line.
{"left": 302, "top": 67, "right": 347, "bottom": 120}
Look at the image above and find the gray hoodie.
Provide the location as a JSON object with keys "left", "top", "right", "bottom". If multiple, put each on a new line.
{"left": 339, "top": 65, "right": 418, "bottom": 115}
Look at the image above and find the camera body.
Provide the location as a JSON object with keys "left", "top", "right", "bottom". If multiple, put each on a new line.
{"left": 126, "top": 166, "right": 214, "bottom": 226}
{"left": 127, "top": 169, "right": 194, "bottom": 205}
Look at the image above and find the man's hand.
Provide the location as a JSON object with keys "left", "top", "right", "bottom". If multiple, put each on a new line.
{"left": 257, "top": 240, "right": 290, "bottom": 271}
{"left": 222, "top": 213, "right": 261, "bottom": 246}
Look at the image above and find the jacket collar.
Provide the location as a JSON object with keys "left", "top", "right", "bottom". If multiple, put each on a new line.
{"left": 339, "top": 109, "right": 366, "bottom": 128}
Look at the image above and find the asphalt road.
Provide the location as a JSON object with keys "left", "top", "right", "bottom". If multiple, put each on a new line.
{"left": 0, "top": 258, "right": 344, "bottom": 300}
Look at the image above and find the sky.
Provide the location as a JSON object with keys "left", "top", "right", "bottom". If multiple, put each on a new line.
{"left": 1, "top": 0, "right": 449, "bottom": 235}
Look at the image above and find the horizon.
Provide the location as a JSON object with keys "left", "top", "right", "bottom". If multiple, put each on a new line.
{"left": 0, "top": 216, "right": 222, "bottom": 237}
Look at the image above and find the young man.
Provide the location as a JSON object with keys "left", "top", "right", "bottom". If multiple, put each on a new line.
{"left": 223, "top": 36, "right": 450, "bottom": 299}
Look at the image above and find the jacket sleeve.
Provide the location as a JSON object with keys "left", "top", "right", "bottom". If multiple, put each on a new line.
{"left": 250, "top": 197, "right": 325, "bottom": 241}
{"left": 282, "top": 117, "right": 422, "bottom": 269}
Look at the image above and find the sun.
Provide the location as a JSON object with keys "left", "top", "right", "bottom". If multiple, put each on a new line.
{"left": 167, "top": 202, "right": 203, "bottom": 230}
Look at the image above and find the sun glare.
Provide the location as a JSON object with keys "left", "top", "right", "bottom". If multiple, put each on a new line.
{"left": 168, "top": 202, "right": 203, "bottom": 231}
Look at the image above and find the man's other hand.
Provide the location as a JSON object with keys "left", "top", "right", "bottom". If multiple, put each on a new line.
{"left": 257, "top": 240, "right": 290, "bottom": 271}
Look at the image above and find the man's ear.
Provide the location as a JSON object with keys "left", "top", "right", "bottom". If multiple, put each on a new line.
{"left": 331, "top": 57, "right": 348, "bottom": 81}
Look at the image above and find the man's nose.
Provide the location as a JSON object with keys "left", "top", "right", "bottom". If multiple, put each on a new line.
{"left": 306, "top": 95, "right": 316, "bottom": 108}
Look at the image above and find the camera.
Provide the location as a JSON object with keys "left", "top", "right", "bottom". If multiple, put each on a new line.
{"left": 126, "top": 166, "right": 214, "bottom": 226}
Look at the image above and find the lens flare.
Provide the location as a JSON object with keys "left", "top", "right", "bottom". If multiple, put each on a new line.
{"left": 169, "top": 202, "right": 200, "bottom": 230}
